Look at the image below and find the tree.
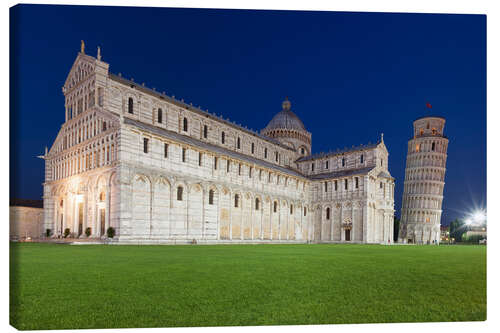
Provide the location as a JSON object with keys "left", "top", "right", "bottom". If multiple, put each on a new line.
{"left": 394, "top": 216, "right": 400, "bottom": 242}
{"left": 449, "top": 219, "right": 465, "bottom": 242}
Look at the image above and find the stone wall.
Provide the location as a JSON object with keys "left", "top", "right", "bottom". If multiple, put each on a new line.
{"left": 10, "top": 206, "right": 44, "bottom": 240}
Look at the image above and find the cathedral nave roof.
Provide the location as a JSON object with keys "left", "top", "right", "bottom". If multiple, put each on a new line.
{"left": 296, "top": 141, "right": 381, "bottom": 163}
{"left": 307, "top": 166, "right": 376, "bottom": 180}
{"left": 124, "top": 118, "right": 306, "bottom": 179}
{"left": 110, "top": 73, "right": 294, "bottom": 152}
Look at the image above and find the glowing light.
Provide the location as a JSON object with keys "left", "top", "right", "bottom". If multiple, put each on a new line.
{"left": 472, "top": 210, "right": 486, "bottom": 223}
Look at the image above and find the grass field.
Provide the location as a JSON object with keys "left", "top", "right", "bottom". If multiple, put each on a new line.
{"left": 10, "top": 243, "right": 486, "bottom": 330}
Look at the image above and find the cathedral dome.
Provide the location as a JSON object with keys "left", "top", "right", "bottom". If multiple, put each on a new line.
{"left": 263, "top": 98, "right": 307, "bottom": 132}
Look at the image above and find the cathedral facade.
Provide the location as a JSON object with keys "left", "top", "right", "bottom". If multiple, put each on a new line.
{"left": 42, "top": 46, "right": 395, "bottom": 244}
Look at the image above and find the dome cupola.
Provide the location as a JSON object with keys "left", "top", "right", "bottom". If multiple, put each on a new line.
{"left": 263, "top": 97, "right": 307, "bottom": 132}
{"left": 261, "top": 97, "right": 312, "bottom": 158}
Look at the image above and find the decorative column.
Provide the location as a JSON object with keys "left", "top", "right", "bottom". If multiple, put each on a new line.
{"left": 278, "top": 201, "right": 281, "bottom": 241}
{"left": 362, "top": 202, "right": 368, "bottom": 243}
{"left": 105, "top": 185, "right": 111, "bottom": 235}
{"left": 229, "top": 193, "right": 232, "bottom": 241}
{"left": 216, "top": 191, "right": 221, "bottom": 241}
{"left": 201, "top": 188, "right": 205, "bottom": 240}
{"left": 330, "top": 207, "right": 334, "bottom": 241}
{"left": 73, "top": 196, "right": 78, "bottom": 235}
{"left": 83, "top": 192, "right": 88, "bottom": 236}
{"left": 260, "top": 202, "right": 264, "bottom": 240}
{"left": 340, "top": 204, "right": 345, "bottom": 242}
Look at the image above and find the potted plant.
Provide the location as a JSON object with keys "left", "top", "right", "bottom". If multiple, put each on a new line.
{"left": 106, "top": 227, "right": 115, "bottom": 238}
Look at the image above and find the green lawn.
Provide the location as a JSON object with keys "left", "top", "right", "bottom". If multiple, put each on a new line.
{"left": 10, "top": 243, "right": 486, "bottom": 330}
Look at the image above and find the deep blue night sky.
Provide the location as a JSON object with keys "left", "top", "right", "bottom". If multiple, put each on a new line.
{"left": 10, "top": 5, "right": 486, "bottom": 225}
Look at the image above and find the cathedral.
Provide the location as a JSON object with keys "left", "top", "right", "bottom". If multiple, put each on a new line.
{"left": 42, "top": 44, "right": 395, "bottom": 244}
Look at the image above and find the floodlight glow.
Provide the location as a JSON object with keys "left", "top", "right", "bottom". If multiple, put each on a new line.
{"left": 472, "top": 210, "right": 486, "bottom": 223}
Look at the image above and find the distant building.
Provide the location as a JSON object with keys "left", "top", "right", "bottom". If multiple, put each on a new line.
{"left": 440, "top": 225, "right": 450, "bottom": 242}
{"left": 41, "top": 44, "right": 395, "bottom": 244}
{"left": 398, "top": 116, "right": 449, "bottom": 244}
{"left": 10, "top": 199, "right": 44, "bottom": 240}
{"left": 463, "top": 225, "right": 487, "bottom": 239}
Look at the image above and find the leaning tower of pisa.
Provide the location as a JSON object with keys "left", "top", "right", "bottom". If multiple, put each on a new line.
{"left": 399, "top": 116, "right": 449, "bottom": 244}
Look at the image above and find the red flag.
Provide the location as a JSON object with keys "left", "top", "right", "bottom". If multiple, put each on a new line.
{"left": 426, "top": 102, "right": 432, "bottom": 109}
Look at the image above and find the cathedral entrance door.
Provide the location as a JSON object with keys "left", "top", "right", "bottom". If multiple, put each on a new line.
{"left": 100, "top": 208, "right": 105, "bottom": 236}
{"left": 78, "top": 203, "right": 83, "bottom": 236}
{"left": 345, "top": 229, "right": 351, "bottom": 241}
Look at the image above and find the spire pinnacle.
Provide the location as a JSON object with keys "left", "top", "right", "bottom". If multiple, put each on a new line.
{"left": 381, "top": 133, "right": 384, "bottom": 143}
{"left": 97, "top": 46, "right": 101, "bottom": 60}
{"left": 80, "top": 40, "right": 85, "bottom": 54}
{"left": 282, "top": 97, "right": 291, "bottom": 111}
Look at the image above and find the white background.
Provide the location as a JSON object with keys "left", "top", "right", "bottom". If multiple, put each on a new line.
{"left": 2, "top": 1, "right": 498, "bottom": 333}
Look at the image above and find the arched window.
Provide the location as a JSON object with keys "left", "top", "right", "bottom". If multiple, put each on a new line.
{"left": 183, "top": 117, "right": 188, "bottom": 132}
{"left": 431, "top": 142, "right": 435, "bottom": 151}
{"left": 157, "top": 108, "right": 162, "bottom": 123}
{"left": 264, "top": 148, "right": 268, "bottom": 159}
{"left": 177, "top": 186, "right": 183, "bottom": 201}
{"left": 326, "top": 207, "right": 330, "bottom": 220}
{"left": 290, "top": 205, "right": 293, "bottom": 214}
{"left": 209, "top": 189, "right": 214, "bottom": 205}
{"left": 324, "top": 182, "right": 328, "bottom": 192}
{"left": 360, "top": 154, "right": 364, "bottom": 163}
{"left": 275, "top": 152, "right": 279, "bottom": 162}
{"left": 203, "top": 125, "right": 208, "bottom": 139}
{"left": 221, "top": 131, "right": 225, "bottom": 144}
{"left": 99, "top": 192, "right": 106, "bottom": 201}
{"left": 251, "top": 143, "right": 255, "bottom": 154}
{"left": 273, "top": 201, "right": 277, "bottom": 213}
{"left": 128, "top": 97, "right": 133, "bottom": 114}
{"left": 427, "top": 122, "right": 430, "bottom": 129}
{"left": 234, "top": 194, "right": 239, "bottom": 208}
{"left": 301, "top": 147, "right": 305, "bottom": 155}
{"left": 60, "top": 199, "right": 64, "bottom": 207}
{"left": 304, "top": 207, "right": 307, "bottom": 216}
{"left": 102, "top": 122, "right": 107, "bottom": 131}
{"left": 255, "top": 198, "right": 260, "bottom": 210}
{"left": 237, "top": 137, "right": 241, "bottom": 149}
{"left": 342, "top": 158, "right": 346, "bottom": 167}
{"left": 325, "top": 160, "right": 329, "bottom": 169}
{"left": 420, "top": 129, "right": 424, "bottom": 135}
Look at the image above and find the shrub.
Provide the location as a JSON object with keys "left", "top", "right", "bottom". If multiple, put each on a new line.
{"left": 462, "top": 234, "right": 485, "bottom": 244}
{"left": 85, "top": 227, "right": 91, "bottom": 237}
{"left": 107, "top": 227, "right": 115, "bottom": 238}
{"left": 45, "top": 229, "right": 52, "bottom": 237}
{"left": 64, "top": 228, "right": 71, "bottom": 238}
